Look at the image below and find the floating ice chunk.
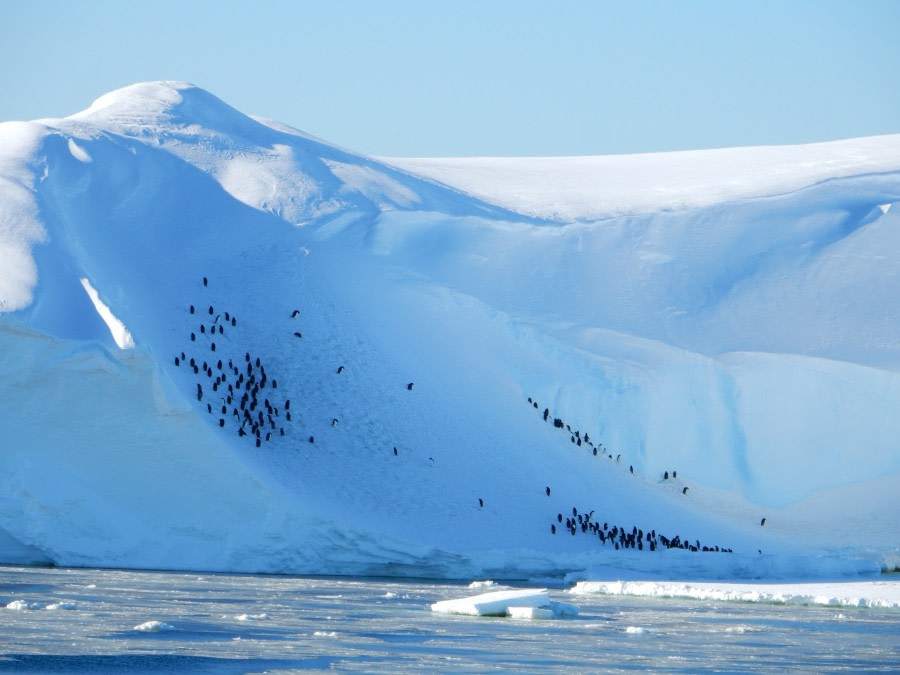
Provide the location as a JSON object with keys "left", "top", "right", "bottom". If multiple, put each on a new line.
{"left": 383, "top": 592, "right": 397, "bottom": 598}
{"left": 468, "top": 580, "right": 497, "bottom": 589}
{"left": 46, "top": 601, "right": 79, "bottom": 610}
{"left": 6, "top": 600, "right": 41, "bottom": 610}
{"left": 235, "top": 613, "right": 269, "bottom": 621}
{"left": 431, "top": 588, "right": 577, "bottom": 619}
{"left": 133, "top": 620, "right": 175, "bottom": 632}
{"left": 431, "top": 588, "right": 551, "bottom": 617}
{"left": 508, "top": 606, "right": 555, "bottom": 620}
{"left": 625, "top": 626, "right": 646, "bottom": 634}
{"left": 879, "top": 203, "right": 892, "bottom": 214}
{"left": 313, "top": 631, "right": 337, "bottom": 637}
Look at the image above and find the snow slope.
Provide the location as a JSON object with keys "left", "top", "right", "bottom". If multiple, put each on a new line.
{"left": 0, "top": 81, "right": 898, "bottom": 579}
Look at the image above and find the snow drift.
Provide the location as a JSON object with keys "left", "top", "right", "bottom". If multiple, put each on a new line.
{"left": 0, "top": 81, "right": 898, "bottom": 579}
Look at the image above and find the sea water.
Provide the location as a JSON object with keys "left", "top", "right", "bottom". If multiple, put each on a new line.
{"left": 1, "top": 565, "right": 897, "bottom": 673}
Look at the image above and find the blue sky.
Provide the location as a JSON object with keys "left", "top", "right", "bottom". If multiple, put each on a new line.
{"left": 2, "top": 0, "right": 898, "bottom": 157}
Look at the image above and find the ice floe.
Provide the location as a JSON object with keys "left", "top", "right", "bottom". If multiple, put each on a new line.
{"left": 431, "top": 588, "right": 578, "bottom": 619}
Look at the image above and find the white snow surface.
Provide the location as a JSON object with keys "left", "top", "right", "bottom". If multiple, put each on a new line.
{"left": 0, "top": 81, "right": 898, "bottom": 583}
{"left": 571, "top": 579, "right": 900, "bottom": 609}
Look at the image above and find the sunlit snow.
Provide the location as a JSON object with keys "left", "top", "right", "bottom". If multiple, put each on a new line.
{"left": 0, "top": 81, "right": 897, "bottom": 584}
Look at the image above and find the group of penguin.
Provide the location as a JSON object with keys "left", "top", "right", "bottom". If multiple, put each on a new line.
{"left": 173, "top": 276, "right": 296, "bottom": 448}
{"left": 549, "top": 505, "right": 732, "bottom": 554}
{"left": 528, "top": 396, "right": 737, "bottom": 554}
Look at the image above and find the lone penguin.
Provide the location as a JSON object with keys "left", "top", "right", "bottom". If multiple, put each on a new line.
{"left": 337, "top": 366, "right": 344, "bottom": 374}
{"left": 546, "top": 486, "right": 551, "bottom": 496}
{"left": 478, "top": 498, "right": 484, "bottom": 508}
{"left": 760, "top": 517, "right": 766, "bottom": 526}
{"left": 682, "top": 487, "right": 689, "bottom": 495}
{"left": 294, "top": 332, "right": 302, "bottom": 338}
{"left": 291, "top": 309, "right": 300, "bottom": 318}
{"left": 407, "top": 382, "right": 414, "bottom": 391}
{"left": 393, "top": 446, "right": 398, "bottom": 456}
{"left": 203, "top": 276, "right": 208, "bottom": 287}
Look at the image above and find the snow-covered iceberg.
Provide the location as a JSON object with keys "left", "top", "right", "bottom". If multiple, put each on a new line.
{"left": 0, "top": 81, "right": 898, "bottom": 579}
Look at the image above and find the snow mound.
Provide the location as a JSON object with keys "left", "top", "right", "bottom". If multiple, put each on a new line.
{"left": 5, "top": 600, "right": 41, "bottom": 610}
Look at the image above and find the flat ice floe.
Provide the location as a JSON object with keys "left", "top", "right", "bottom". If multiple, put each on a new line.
{"left": 570, "top": 580, "right": 900, "bottom": 609}
{"left": 431, "top": 588, "right": 579, "bottom": 619}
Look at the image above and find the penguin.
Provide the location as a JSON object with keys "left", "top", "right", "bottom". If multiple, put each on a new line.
{"left": 225, "top": 312, "right": 230, "bottom": 321}
{"left": 291, "top": 310, "right": 300, "bottom": 318}
{"left": 682, "top": 487, "right": 689, "bottom": 495}
{"left": 331, "top": 418, "right": 338, "bottom": 427}
{"left": 760, "top": 517, "right": 766, "bottom": 526}
{"left": 175, "top": 356, "right": 180, "bottom": 366}
{"left": 294, "top": 332, "right": 302, "bottom": 338}
{"left": 203, "top": 276, "right": 208, "bottom": 287}
{"left": 280, "top": 428, "right": 285, "bottom": 436}
{"left": 551, "top": 524, "right": 556, "bottom": 535}
{"left": 211, "top": 342, "right": 216, "bottom": 352}
{"left": 189, "top": 305, "right": 195, "bottom": 314}
{"left": 272, "top": 379, "right": 277, "bottom": 389}
{"left": 593, "top": 448, "right": 598, "bottom": 456}
{"left": 630, "top": 465, "right": 634, "bottom": 474}
{"left": 219, "top": 419, "right": 224, "bottom": 428}
{"left": 231, "top": 317, "right": 236, "bottom": 327}
{"left": 557, "top": 513, "right": 562, "bottom": 523}
{"left": 407, "top": 383, "right": 414, "bottom": 391}
{"left": 309, "top": 436, "right": 315, "bottom": 444}
{"left": 393, "top": 447, "right": 398, "bottom": 456}
{"left": 673, "top": 470, "right": 677, "bottom": 478}
{"left": 207, "top": 305, "right": 213, "bottom": 316}
{"left": 285, "top": 400, "right": 291, "bottom": 411}
{"left": 546, "top": 486, "right": 551, "bottom": 496}
{"left": 664, "top": 471, "right": 669, "bottom": 480}
{"left": 478, "top": 498, "right": 484, "bottom": 508}
{"left": 337, "top": 366, "right": 344, "bottom": 374}
{"left": 218, "top": 325, "right": 224, "bottom": 335}
{"left": 255, "top": 438, "right": 261, "bottom": 448}
{"left": 191, "top": 333, "right": 196, "bottom": 342}
{"left": 200, "top": 325, "right": 205, "bottom": 334}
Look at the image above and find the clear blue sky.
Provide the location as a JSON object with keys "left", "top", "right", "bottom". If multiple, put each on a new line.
{"left": 2, "top": 0, "right": 898, "bottom": 157}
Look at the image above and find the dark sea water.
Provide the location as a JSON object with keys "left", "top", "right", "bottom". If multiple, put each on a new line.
{"left": 1, "top": 566, "right": 897, "bottom": 673}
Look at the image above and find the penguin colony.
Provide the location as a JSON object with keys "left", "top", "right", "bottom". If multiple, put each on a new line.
{"left": 527, "top": 396, "right": 733, "bottom": 555}
{"left": 174, "top": 276, "right": 295, "bottom": 446}
{"left": 174, "top": 276, "right": 417, "bottom": 459}
{"left": 172, "top": 283, "right": 741, "bottom": 552}
{"left": 552, "top": 506, "right": 732, "bottom": 553}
